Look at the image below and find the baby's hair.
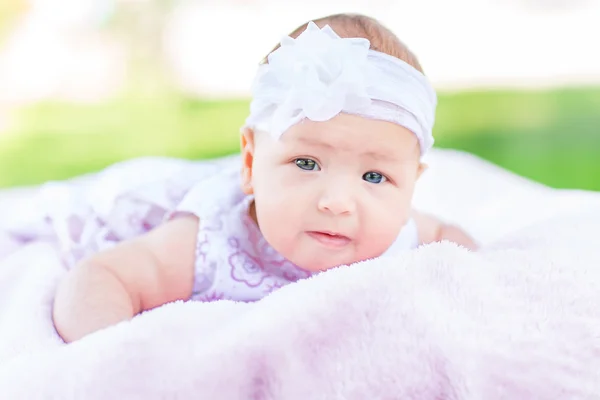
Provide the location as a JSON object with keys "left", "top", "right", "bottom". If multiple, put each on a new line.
{"left": 262, "top": 13, "right": 424, "bottom": 74}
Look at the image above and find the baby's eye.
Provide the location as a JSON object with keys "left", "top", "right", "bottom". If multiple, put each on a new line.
{"left": 295, "top": 158, "right": 320, "bottom": 171}
{"left": 363, "top": 171, "right": 386, "bottom": 184}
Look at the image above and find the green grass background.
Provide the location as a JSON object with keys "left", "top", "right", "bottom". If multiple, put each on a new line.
{"left": 1, "top": 86, "right": 599, "bottom": 190}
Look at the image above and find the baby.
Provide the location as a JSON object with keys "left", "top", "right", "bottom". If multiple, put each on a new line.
{"left": 53, "top": 13, "right": 477, "bottom": 343}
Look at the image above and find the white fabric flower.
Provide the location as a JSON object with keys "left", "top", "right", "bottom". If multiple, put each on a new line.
{"left": 258, "top": 22, "right": 373, "bottom": 137}
{"left": 245, "top": 22, "right": 438, "bottom": 157}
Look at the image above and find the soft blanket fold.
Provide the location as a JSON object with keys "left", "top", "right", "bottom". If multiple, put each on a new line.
{"left": 1, "top": 149, "right": 600, "bottom": 399}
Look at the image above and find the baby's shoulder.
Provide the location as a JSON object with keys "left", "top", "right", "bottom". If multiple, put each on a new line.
{"left": 171, "top": 160, "right": 244, "bottom": 220}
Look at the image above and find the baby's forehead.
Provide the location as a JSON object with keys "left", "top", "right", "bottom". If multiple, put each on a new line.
{"left": 278, "top": 115, "right": 420, "bottom": 160}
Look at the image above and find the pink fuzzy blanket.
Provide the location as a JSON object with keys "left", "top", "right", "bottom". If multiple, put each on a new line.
{"left": 1, "top": 150, "right": 600, "bottom": 399}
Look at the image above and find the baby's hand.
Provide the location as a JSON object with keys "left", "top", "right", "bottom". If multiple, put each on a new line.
{"left": 411, "top": 209, "right": 478, "bottom": 250}
{"left": 438, "top": 223, "right": 478, "bottom": 250}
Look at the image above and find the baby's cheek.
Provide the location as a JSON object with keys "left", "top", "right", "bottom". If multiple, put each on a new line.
{"left": 256, "top": 204, "right": 296, "bottom": 249}
{"left": 358, "top": 241, "right": 391, "bottom": 261}
{"left": 359, "top": 220, "right": 404, "bottom": 257}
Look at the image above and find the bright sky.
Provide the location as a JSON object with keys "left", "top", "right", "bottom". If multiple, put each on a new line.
{"left": 164, "top": 0, "right": 600, "bottom": 96}
{"left": 0, "top": 0, "right": 599, "bottom": 104}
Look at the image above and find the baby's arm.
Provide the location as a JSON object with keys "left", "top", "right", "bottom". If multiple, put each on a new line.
{"left": 52, "top": 216, "right": 198, "bottom": 343}
{"left": 411, "top": 210, "right": 478, "bottom": 250}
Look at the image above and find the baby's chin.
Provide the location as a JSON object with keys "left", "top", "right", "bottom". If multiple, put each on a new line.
{"left": 289, "top": 253, "right": 367, "bottom": 273}
{"left": 296, "top": 239, "right": 395, "bottom": 272}
{"left": 266, "top": 232, "right": 386, "bottom": 272}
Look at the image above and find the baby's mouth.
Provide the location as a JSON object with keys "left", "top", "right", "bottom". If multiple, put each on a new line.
{"left": 306, "top": 231, "right": 351, "bottom": 248}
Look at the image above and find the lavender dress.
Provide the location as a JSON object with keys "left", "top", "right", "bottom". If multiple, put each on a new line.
{"left": 1, "top": 156, "right": 418, "bottom": 301}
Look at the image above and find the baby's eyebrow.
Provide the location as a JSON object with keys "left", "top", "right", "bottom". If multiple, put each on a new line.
{"left": 294, "top": 136, "right": 334, "bottom": 149}
{"left": 361, "top": 150, "right": 399, "bottom": 162}
{"left": 294, "top": 136, "right": 401, "bottom": 162}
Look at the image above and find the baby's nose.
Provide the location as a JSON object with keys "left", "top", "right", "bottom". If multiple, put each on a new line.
{"left": 317, "top": 188, "right": 356, "bottom": 215}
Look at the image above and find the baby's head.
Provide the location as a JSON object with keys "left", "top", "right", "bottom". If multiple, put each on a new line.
{"left": 240, "top": 14, "right": 437, "bottom": 272}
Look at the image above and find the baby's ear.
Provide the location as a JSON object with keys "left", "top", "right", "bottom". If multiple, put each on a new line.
{"left": 240, "top": 127, "right": 255, "bottom": 194}
{"left": 417, "top": 162, "right": 428, "bottom": 179}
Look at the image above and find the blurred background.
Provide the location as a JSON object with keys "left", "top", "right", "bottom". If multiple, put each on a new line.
{"left": 0, "top": 0, "right": 598, "bottom": 190}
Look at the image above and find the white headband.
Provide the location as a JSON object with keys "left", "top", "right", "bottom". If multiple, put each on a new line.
{"left": 244, "top": 21, "right": 437, "bottom": 155}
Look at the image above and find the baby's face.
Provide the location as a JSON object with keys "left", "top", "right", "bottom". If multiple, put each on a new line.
{"left": 241, "top": 113, "right": 424, "bottom": 272}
